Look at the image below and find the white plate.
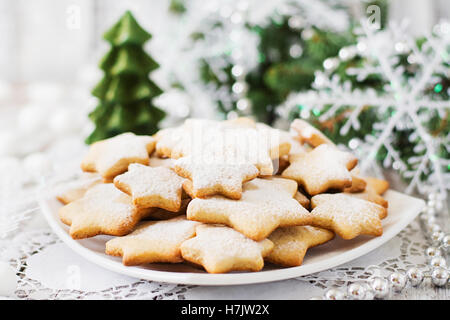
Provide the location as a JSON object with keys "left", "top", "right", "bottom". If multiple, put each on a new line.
{"left": 39, "top": 190, "right": 425, "bottom": 286}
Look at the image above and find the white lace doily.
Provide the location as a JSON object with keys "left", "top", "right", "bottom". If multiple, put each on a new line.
{"left": 0, "top": 133, "right": 447, "bottom": 299}
{"left": 2, "top": 213, "right": 447, "bottom": 300}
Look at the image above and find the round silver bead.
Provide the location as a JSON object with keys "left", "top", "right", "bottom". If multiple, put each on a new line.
{"left": 431, "top": 267, "right": 449, "bottom": 287}
{"left": 347, "top": 283, "right": 366, "bottom": 300}
{"left": 431, "top": 231, "right": 445, "bottom": 246}
{"left": 323, "top": 58, "right": 339, "bottom": 71}
{"left": 406, "top": 267, "right": 424, "bottom": 286}
{"left": 434, "top": 200, "right": 444, "bottom": 212}
{"left": 426, "top": 216, "right": 437, "bottom": 226}
{"left": 419, "top": 212, "right": 427, "bottom": 220}
{"left": 388, "top": 272, "right": 407, "bottom": 292}
{"left": 429, "top": 256, "right": 447, "bottom": 268}
{"left": 425, "top": 247, "right": 442, "bottom": 259}
{"left": 425, "top": 206, "right": 436, "bottom": 216}
{"left": 288, "top": 16, "right": 304, "bottom": 29}
{"left": 324, "top": 288, "right": 346, "bottom": 300}
{"left": 441, "top": 235, "right": 450, "bottom": 251}
{"left": 428, "top": 193, "right": 437, "bottom": 201}
{"left": 426, "top": 223, "right": 442, "bottom": 234}
{"left": 370, "top": 277, "right": 390, "bottom": 299}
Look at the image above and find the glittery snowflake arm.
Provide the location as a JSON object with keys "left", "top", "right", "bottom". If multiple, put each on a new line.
{"left": 281, "top": 19, "right": 450, "bottom": 198}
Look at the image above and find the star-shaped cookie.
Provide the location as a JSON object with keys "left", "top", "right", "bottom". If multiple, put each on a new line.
{"left": 180, "top": 224, "right": 274, "bottom": 273}
{"left": 187, "top": 177, "right": 311, "bottom": 241}
{"left": 290, "top": 119, "right": 334, "bottom": 147}
{"left": 146, "top": 198, "right": 191, "bottom": 220}
{"left": 59, "top": 183, "right": 152, "bottom": 239}
{"left": 56, "top": 173, "right": 102, "bottom": 205}
{"left": 276, "top": 133, "right": 310, "bottom": 174}
{"left": 155, "top": 118, "right": 291, "bottom": 176}
{"left": 309, "top": 193, "right": 387, "bottom": 240}
{"left": 81, "top": 133, "right": 156, "bottom": 181}
{"left": 113, "top": 163, "right": 185, "bottom": 212}
{"left": 266, "top": 226, "right": 334, "bottom": 267}
{"left": 155, "top": 118, "right": 255, "bottom": 159}
{"left": 344, "top": 171, "right": 368, "bottom": 193}
{"left": 347, "top": 176, "right": 389, "bottom": 209}
{"left": 173, "top": 155, "right": 259, "bottom": 199}
{"left": 148, "top": 154, "right": 175, "bottom": 168}
{"left": 105, "top": 216, "right": 201, "bottom": 265}
{"left": 365, "top": 177, "right": 390, "bottom": 195}
{"left": 294, "top": 190, "right": 310, "bottom": 209}
{"left": 282, "top": 144, "right": 358, "bottom": 195}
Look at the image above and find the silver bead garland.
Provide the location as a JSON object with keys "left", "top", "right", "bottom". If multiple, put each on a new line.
{"left": 225, "top": 4, "right": 252, "bottom": 119}
{"left": 313, "top": 190, "right": 448, "bottom": 300}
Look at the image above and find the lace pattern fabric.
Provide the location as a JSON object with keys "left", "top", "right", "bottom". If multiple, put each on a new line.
{"left": 2, "top": 215, "right": 447, "bottom": 300}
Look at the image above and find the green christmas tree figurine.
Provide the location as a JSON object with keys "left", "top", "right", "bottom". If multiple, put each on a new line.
{"left": 86, "top": 10, "right": 165, "bottom": 144}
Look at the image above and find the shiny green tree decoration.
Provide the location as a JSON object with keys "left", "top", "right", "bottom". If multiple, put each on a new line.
{"left": 86, "top": 11, "right": 165, "bottom": 144}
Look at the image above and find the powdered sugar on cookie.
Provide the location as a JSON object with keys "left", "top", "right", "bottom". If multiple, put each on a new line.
{"left": 180, "top": 224, "right": 274, "bottom": 273}
{"left": 105, "top": 216, "right": 201, "bottom": 265}
{"left": 59, "top": 183, "right": 152, "bottom": 239}
{"left": 81, "top": 133, "right": 156, "bottom": 181}
{"left": 267, "top": 225, "right": 334, "bottom": 267}
{"left": 282, "top": 144, "right": 357, "bottom": 195}
{"left": 114, "top": 163, "right": 185, "bottom": 212}
{"left": 173, "top": 155, "right": 259, "bottom": 199}
{"left": 155, "top": 118, "right": 291, "bottom": 176}
{"left": 187, "top": 177, "right": 311, "bottom": 241}
{"left": 309, "top": 193, "right": 386, "bottom": 239}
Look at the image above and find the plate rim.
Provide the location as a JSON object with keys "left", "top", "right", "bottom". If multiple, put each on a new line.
{"left": 38, "top": 190, "right": 425, "bottom": 286}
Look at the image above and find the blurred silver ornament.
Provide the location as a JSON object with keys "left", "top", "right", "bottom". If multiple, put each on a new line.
{"left": 427, "top": 199, "right": 436, "bottom": 209}
{"left": 406, "top": 268, "right": 424, "bottom": 286}
{"left": 231, "top": 65, "right": 244, "bottom": 78}
{"left": 236, "top": 98, "right": 251, "bottom": 112}
{"left": 324, "top": 288, "right": 345, "bottom": 300}
{"left": 425, "top": 216, "right": 437, "bottom": 226}
{"left": 425, "top": 206, "right": 436, "bottom": 216}
{"left": 323, "top": 58, "right": 339, "bottom": 71}
{"left": 226, "top": 111, "right": 238, "bottom": 120}
{"left": 313, "top": 73, "right": 327, "bottom": 89}
{"left": 288, "top": 16, "right": 304, "bottom": 29}
{"left": 425, "top": 246, "right": 442, "bottom": 259}
{"left": 431, "top": 267, "right": 449, "bottom": 287}
{"left": 426, "top": 223, "right": 441, "bottom": 234}
{"left": 388, "top": 272, "right": 407, "bottom": 292}
{"left": 289, "top": 44, "right": 303, "bottom": 58}
{"left": 348, "top": 138, "right": 360, "bottom": 150}
{"left": 347, "top": 283, "right": 366, "bottom": 300}
{"left": 429, "top": 256, "right": 447, "bottom": 268}
{"left": 394, "top": 41, "right": 409, "bottom": 54}
{"left": 434, "top": 200, "right": 444, "bottom": 212}
{"left": 431, "top": 231, "right": 445, "bottom": 246}
{"left": 301, "top": 28, "right": 314, "bottom": 40}
{"left": 356, "top": 41, "right": 367, "bottom": 53}
{"left": 232, "top": 81, "right": 247, "bottom": 94}
{"left": 370, "top": 277, "right": 390, "bottom": 299}
{"left": 428, "top": 193, "right": 437, "bottom": 201}
{"left": 338, "top": 46, "right": 356, "bottom": 61}
{"left": 407, "top": 54, "right": 418, "bottom": 64}
{"left": 441, "top": 235, "right": 450, "bottom": 251}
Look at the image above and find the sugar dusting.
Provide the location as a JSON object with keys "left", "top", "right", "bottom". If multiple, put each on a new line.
{"left": 114, "top": 163, "right": 185, "bottom": 202}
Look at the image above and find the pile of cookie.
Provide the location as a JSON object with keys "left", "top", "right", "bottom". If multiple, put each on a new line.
{"left": 57, "top": 118, "right": 389, "bottom": 273}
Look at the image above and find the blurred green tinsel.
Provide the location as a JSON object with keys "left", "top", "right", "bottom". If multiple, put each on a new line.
{"left": 192, "top": 0, "right": 388, "bottom": 125}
